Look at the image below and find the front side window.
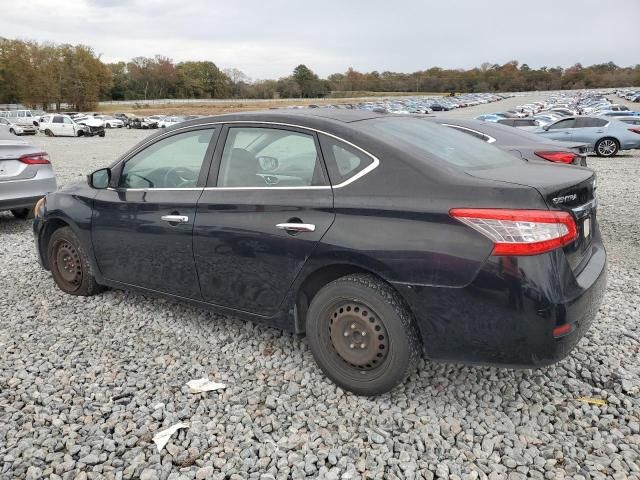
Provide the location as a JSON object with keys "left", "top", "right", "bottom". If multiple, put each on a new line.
{"left": 120, "top": 129, "right": 215, "bottom": 189}
{"left": 218, "top": 127, "right": 325, "bottom": 187}
{"left": 63, "top": 117, "right": 73, "bottom": 125}
{"left": 549, "top": 118, "right": 576, "bottom": 129}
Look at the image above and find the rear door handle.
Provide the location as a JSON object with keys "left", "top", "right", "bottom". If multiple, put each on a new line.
{"left": 161, "top": 214, "right": 189, "bottom": 224}
{"left": 276, "top": 223, "right": 316, "bottom": 233}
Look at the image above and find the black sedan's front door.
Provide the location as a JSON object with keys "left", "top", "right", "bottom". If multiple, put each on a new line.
{"left": 193, "top": 125, "right": 335, "bottom": 316}
{"left": 91, "top": 127, "right": 218, "bottom": 299}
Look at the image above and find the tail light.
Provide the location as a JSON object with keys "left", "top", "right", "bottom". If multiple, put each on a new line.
{"left": 534, "top": 151, "right": 577, "bottom": 164}
{"left": 628, "top": 128, "right": 640, "bottom": 135}
{"left": 449, "top": 208, "right": 577, "bottom": 256}
{"left": 19, "top": 152, "right": 50, "bottom": 164}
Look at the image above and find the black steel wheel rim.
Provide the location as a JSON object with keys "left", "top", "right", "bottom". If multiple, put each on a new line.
{"left": 54, "top": 241, "right": 83, "bottom": 291}
{"left": 328, "top": 301, "right": 389, "bottom": 371}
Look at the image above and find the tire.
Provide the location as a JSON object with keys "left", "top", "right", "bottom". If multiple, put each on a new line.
{"left": 44, "top": 129, "right": 54, "bottom": 137}
{"left": 10, "top": 208, "right": 33, "bottom": 219}
{"left": 77, "top": 131, "right": 84, "bottom": 137}
{"left": 306, "top": 273, "right": 421, "bottom": 396}
{"left": 106, "top": 123, "right": 112, "bottom": 129}
{"left": 99, "top": 131, "right": 105, "bottom": 137}
{"left": 48, "top": 226, "right": 103, "bottom": 296}
{"left": 9, "top": 128, "right": 15, "bottom": 135}
{"left": 595, "top": 138, "right": 619, "bottom": 157}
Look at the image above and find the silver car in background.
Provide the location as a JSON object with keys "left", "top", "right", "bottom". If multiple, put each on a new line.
{"left": 0, "top": 127, "right": 57, "bottom": 218}
{"left": 531, "top": 116, "right": 640, "bottom": 157}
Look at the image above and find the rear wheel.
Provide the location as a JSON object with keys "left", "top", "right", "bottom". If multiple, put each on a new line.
{"left": 595, "top": 138, "right": 619, "bottom": 157}
{"left": 48, "top": 227, "right": 103, "bottom": 296}
{"left": 306, "top": 274, "right": 420, "bottom": 396}
{"left": 11, "top": 208, "right": 33, "bottom": 219}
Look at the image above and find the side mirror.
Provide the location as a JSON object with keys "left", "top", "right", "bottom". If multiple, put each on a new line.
{"left": 543, "top": 125, "right": 550, "bottom": 131}
{"left": 88, "top": 168, "right": 111, "bottom": 189}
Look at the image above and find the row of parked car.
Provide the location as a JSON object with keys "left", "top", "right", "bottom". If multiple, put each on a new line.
{"left": 0, "top": 109, "right": 203, "bottom": 137}
{"left": 469, "top": 92, "right": 640, "bottom": 157}
{"left": 110, "top": 113, "right": 203, "bottom": 129}
{"left": 301, "top": 92, "right": 514, "bottom": 115}
{"left": 616, "top": 89, "right": 640, "bottom": 103}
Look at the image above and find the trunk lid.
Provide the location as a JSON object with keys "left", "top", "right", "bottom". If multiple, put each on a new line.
{"left": 465, "top": 162, "right": 597, "bottom": 273}
{"left": 0, "top": 140, "right": 40, "bottom": 182}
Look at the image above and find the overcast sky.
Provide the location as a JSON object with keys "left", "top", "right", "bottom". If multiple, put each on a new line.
{"left": 2, "top": 0, "right": 638, "bottom": 79}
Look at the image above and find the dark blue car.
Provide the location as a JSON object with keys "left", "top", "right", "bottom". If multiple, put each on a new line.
{"left": 33, "top": 110, "right": 607, "bottom": 395}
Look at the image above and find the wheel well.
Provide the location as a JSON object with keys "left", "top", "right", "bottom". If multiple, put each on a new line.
{"left": 39, "top": 219, "right": 70, "bottom": 269}
{"left": 295, "top": 264, "right": 377, "bottom": 334}
{"left": 597, "top": 136, "right": 620, "bottom": 146}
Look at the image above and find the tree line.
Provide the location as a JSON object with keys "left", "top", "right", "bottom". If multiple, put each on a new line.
{"left": 1, "top": 38, "right": 638, "bottom": 110}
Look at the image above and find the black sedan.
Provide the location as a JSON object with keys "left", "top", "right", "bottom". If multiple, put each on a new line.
{"left": 33, "top": 110, "right": 607, "bottom": 395}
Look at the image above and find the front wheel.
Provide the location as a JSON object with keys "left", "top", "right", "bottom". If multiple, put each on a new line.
{"left": 106, "top": 123, "right": 112, "bottom": 129}
{"left": 99, "top": 131, "right": 105, "bottom": 137}
{"left": 44, "top": 129, "right": 54, "bottom": 137}
{"left": 306, "top": 274, "right": 421, "bottom": 396}
{"left": 48, "top": 226, "right": 103, "bottom": 296}
{"left": 595, "top": 138, "right": 619, "bottom": 157}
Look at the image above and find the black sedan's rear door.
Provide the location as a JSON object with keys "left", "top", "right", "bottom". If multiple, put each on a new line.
{"left": 193, "top": 123, "right": 335, "bottom": 316}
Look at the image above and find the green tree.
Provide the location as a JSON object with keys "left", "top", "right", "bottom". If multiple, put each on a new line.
{"left": 292, "top": 64, "right": 319, "bottom": 97}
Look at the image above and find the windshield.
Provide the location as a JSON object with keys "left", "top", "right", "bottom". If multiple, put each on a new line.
{"left": 359, "top": 117, "right": 518, "bottom": 169}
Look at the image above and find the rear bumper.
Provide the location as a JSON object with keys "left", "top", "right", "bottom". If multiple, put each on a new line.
{"left": 0, "top": 175, "right": 57, "bottom": 211}
{"left": 394, "top": 236, "right": 607, "bottom": 367}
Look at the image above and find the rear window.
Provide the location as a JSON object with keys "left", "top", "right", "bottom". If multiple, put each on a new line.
{"left": 359, "top": 117, "right": 517, "bottom": 169}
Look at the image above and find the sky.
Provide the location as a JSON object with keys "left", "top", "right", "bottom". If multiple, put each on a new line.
{"left": 1, "top": 0, "right": 638, "bottom": 79}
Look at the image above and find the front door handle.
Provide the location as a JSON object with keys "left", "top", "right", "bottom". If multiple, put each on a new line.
{"left": 161, "top": 214, "right": 189, "bottom": 224}
{"left": 276, "top": 223, "right": 316, "bottom": 233}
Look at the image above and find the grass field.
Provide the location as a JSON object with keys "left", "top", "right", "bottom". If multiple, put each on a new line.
{"left": 96, "top": 92, "right": 449, "bottom": 116}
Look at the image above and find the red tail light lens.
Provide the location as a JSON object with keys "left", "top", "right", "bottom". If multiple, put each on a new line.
{"left": 449, "top": 208, "right": 577, "bottom": 256}
{"left": 534, "top": 151, "right": 577, "bottom": 164}
{"left": 628, "top": 128, "right": 640, "bottom": 135}
{"left": 19, "top": 152, "right": 50, "bottom": 164}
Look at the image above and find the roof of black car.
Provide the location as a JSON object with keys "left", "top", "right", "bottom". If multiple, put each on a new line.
{"left": 194, "top": 108, "right": 385, "bottom": 126}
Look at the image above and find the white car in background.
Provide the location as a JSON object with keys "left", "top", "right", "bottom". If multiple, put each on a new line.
{"left": 39, "top": 114, "right": 105, "bottom": 137}
{"left": 94, "top": 115, "right": 124, "bottom": 128}
{"left": 0, "top": 117, "right": 37, "bottom": 135}
{"left": 158, "top": 116, "right": 185, "bottom": 128}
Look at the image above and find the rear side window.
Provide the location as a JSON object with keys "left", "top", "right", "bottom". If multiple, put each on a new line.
{"left": 218, "top": 127, "right": 326, "bottom": 188}
{"left": 319, "top": 135, "right": 374, "bottom": 185}
{"left": 576, "top": 117, "right": 608, "bottom": 128}
{"left": 53, "top": 116, "right": 64, "bottom": 124}
{"left": 359, "top": 118, "right": 516, "bottom": 169}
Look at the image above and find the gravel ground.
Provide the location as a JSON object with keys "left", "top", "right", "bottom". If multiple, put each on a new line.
{"left": 1, "top": 99, "right": 640, "bottom": 480}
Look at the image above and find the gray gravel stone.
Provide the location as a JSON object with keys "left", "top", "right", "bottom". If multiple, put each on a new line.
{"left": 0, "top": 97, "right": 639, "bottom": 480}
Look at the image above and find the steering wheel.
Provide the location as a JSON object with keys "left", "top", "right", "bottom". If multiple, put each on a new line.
{"left": 163, "top": 166, "right": 198, "bottom": 188}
